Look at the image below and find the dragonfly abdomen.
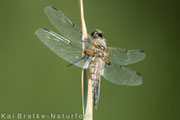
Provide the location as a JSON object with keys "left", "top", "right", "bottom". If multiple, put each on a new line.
{"left": 90, "top": 58, "right": 104, "bottom": 109}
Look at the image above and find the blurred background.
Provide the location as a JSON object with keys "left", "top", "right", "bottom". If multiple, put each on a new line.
{"left": 0, "top": 0, "right": 179, "bottom": 120}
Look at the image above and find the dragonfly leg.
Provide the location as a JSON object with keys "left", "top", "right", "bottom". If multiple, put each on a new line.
{"left": 67, "top": 55, "right": 86, "bottom": 67}
{"left": 103, "top": 57, "right": 111, "bottom": 65}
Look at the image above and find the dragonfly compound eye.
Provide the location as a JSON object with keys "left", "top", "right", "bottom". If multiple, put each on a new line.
{"left": 91, "top": 30, "right": 99, "bottom": 38}
{"left": 98, "top": 33, "right": 104, "bottom": 38}
{"left": 91, "top": 29, "right": 104, "bottom": 39}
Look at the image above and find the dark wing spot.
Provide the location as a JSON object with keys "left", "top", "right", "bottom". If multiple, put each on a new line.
{"left": 136, "top": 72, "right": 141, "bottom": 76}
{"left": 140, "top": 50, "right": 144, "bottom": 52}
{"left": 43, "top": 28, "right": 50, "bottom": 32}
{"left": 107, "top": 62, "right": 111, "bottom": 65}
{"left": 125, "top": 49, "right": 128, "bottom": 52}
{"left": 51, "top": 6, "right": 59, "bottom": 11}
{"left": 72, "top": 23, "right": 75, "bottom": 27}
{"left": 119, "top": 66, "right": 122, "bottom": 69}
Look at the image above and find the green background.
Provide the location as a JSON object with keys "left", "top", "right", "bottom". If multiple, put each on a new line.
{"left": 0, "top": 0, "right": 179, "bottom": 120}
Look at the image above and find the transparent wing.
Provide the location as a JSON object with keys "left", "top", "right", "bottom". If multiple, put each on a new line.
{"left": 44, "top": 6, "right": 83, "bottom": 45}
{"left": 106, "top": 47, "right": 145, "bottom": 65}
{"left": 35, "top": 28, "right": 88, "bottom": 68}
{"left": 44, "top": 6, "right": 96, "bottom": 49}
{"left": 102, "top": 63, "right": 142, "bottom": 86}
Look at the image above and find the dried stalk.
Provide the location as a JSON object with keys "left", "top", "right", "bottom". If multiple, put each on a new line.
{"left": 78, "top": 0, "right": 93, "bottom": 120}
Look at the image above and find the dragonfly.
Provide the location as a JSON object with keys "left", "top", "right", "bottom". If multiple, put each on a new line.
{"left": 35, "top": 6, "right": 145, "bottom": 109}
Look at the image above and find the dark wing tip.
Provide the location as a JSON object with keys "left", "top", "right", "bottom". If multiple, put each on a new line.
{"left": 44, "top": 6, "right": 59, "bottom": 13}
{"left": 51, "top": 6, "right": 59, "bottom": 11}
{"left": 136, "top": 72, "right": 141, "bottom": 76}
{"left": 42, "top": 28, "right": 50, "bottom": 32}
{"left": 119, "top": 65, "right": 123, "bottom": 69}
{"left": 140, "top": 50, "right": 144, "bottom": 53}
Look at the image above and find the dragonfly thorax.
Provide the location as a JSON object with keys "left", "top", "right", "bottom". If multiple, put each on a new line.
{"left": 95, "top": 50, "right": 105, "bottom": 57}
{"left": 84, "top": 49, "right": 105, "bottom": 58}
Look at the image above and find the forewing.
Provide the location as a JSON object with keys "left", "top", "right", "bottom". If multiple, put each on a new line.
{"left": 44, "top": 6, "right": 82, "bottom": 44}
{"left": 35, "top": 28, "right": 85, "bottom": 68}
{"left": 106, "top": 47, "right": 145, "bottom": 65}
{"left": 102, "top": 63, "right": 142, "bottom": 86}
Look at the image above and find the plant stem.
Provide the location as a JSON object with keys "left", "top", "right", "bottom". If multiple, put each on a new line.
{"left": 78, "top": 0, "right": 93, "bottom": 120}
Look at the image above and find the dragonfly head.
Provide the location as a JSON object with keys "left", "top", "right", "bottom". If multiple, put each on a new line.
{"left": 91, "top": 29, "right": 104, "bottom": 39}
